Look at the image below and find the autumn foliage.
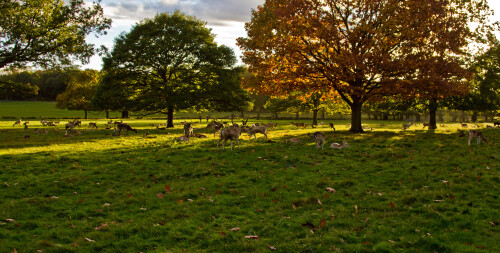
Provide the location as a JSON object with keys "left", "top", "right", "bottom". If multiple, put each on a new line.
{"left": 238, "top": 0, "right": 492, "bottom": 132}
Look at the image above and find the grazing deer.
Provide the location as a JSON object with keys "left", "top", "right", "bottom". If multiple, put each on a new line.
{"left": 217, "top": 125, "right": 242, "bottom": 150}
{"left": 23, "top": 121, "right": 29, "bottom": 130}
{"left": 113, "top": 120, "right": 123, "bottom": 126}
{"left": 330, "top": 140, "right": 350, "bottom": 149}
{"left": 329, "top": 123, "right": 336, "bottom": 131}
{"left": 241, "top": 125, "right": 268, "bottom": 140}
{"left": 88, "top": 122, "right": 98, "bottom": 129}
{"left": 493, "top": 121, "right": 500, "bottom": 127}
{"left": 402, "top": 122, "right": 413, "bottom": 131}
{"left": 308, "top": 131, "right": 326, "bottom": 150}
{"left": 362, "top": 125, "right": 373, "bottom": 131}
{"left": 13, "top": 118, "right": 21, "bottom": 126}
{"left": 116, "top": 123, "right": 137, "bottom": 135}
{"left": 468, "top": 130, "right": 487, "bottom": 146}
{"left": 460, "top": 122, "right": 468, "bottom": 128}
{"left": 291, "top": 121, "right": 307, "bottom": 128}
{"left": 422, "top": 123, "right": 430, "bottom": 129}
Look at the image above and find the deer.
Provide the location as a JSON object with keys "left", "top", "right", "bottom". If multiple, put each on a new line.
{"left": 460, "top": 122, "right": 468, "bottom": 128}
{"left": 116, "top": 123, "right": 137, "bottom": 135}
{"left": 207, "top": 121, "right": 224, "bottom": 137}
{"left": 291, "top": 121, "right": 307, "bottom": 128}
{"left": 330, "top": 140, "right": 350, "bottom": 149}
{"left": 308, "top": 131, "right": 326, "bottom": 150}
{"left": 468, "top": 130, "right": 487, "bottom": 146}
{"left": 402, "top": 122, "right": 413, "bottom": 131}
{"left": 263, "top": 122, "right": 277, "bottom": 129}
{"left": 13, "top": 118, "right": 21, "bottom": 126}
{"left": 183, "top": 123, "right": 194, "bottom": 141}
{"left": 23, "top": 121, "right": 29, "bottom": 130}
{"left": 65, "top": 122, "right": 77, "bottom": 132}
{"left": 422, "top": 123, "right": 430, "bottom": 129}
{"left": 328, "top": 123, "right": 336, "bottom": 131}
{"left": 88, "top": 122, "right": 98, "bottom": 129}
{"left": 493, "top": 121, "right": 500, "bottom": 127}
{"left": 241, "top": 125, "right": 268, "bottom": 140}
{"left": 217, "top": 124, "right": 242, "bottom": 150}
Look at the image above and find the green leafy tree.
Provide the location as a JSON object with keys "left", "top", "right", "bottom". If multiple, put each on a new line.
{"left": 101, "top": 11, "right": 247, "bottom": 127}
{"left": 56, "top": 69, "right": 99, "bottom": 119}
{"left": 0, "top": 0, "right": 111, "bottom": 69}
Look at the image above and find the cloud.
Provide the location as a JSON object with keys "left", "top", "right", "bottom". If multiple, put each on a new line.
{"left": 100, "top": 0, "right": 264, "bottom": 26}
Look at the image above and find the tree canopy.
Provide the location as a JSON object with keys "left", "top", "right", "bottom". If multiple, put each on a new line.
{"left": 238, "top": 0, "right": 493, "bottom": 132}
{"left": 0, "top": 0, "right": 111, "bottom": 69}
{"left": 56, "top": 69, "right": 99, "bottom": 119}
{"left": 100, "top": 11, "right": 248, "bottom": 126}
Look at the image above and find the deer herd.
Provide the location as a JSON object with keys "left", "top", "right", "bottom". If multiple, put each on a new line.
{"left": 10, "top": 117, "right": 497, "bottom": 150}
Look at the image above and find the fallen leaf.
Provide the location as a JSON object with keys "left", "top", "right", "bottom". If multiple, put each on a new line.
{"left": 269, "top": 245, "right": 277, "bottom": 250}
{"left": 355, "top": 205, "right": 358, "bottom": 214}
{"left": 165, "top": 184, "right": 172, "bottom": 193}
{"left": 84, "top": 238, "right": 95, "bottom": 242}
{"left": 178, "top": 199, "right": 184, "bottom": 203}
{"left": 94, "top": 222, "right": 108, "bottom": 231}
{"left": 292, "top": 204, "right": 296, "bottom": 209}
{"left": 230, "top": 227, "right": 240, "bottom": 231}
{"left": 389, "top": 202, "right": 395, "bottom": 209}
{"left": 220, "top": 232, "right": 226, "bottom": 236}
{"left": 325, "top": 187, "right": 336, "bottom": 193}
{"left": 69, "top": 243, "right": 78, "bottom": 247}
{"left": 301, "top": 222, "right": 315, "bottom": 229}
{"left": 317, "top": 199, "right": 322, "bottom": 205}
{"left": 156, "top": 193, "right": 164, "bottom": 199}
{"left": 318, "top": 219, "right": 326, "bottom": 229}
{"left": 5, "top": 219, "right": 15, "bottom": 223}
{"left": 244, "top": 235, "right": 259, "bottom": 239}
{"left": 103, "top": 203, "right": 111, "bottom": 206}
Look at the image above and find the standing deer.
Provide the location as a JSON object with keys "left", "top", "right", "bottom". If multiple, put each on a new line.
{"left": 89, "top": 122, "right": 98, "bottom": 129}
{"left": 328, "top": 123, "right": 336, "bottom": 131}
{"left": 241, "top": 125, "right": 268, "bottom": 140}
{"left": 184, "top": 123, "right": 193, "bottom": 140}
{"left": 308, "top": 131, "right": 326, "bottom": 150}
{"left": 467, "top": 130, "right": 487, "bottom": 145}
{"left": 217, "top": 125, "right": 242, "bottom": 150}
{"left": 422, "top": 123, "right": 430, "bottom": 129}
{"left": 207, "top": 121, "right": 224, "bottom": 137}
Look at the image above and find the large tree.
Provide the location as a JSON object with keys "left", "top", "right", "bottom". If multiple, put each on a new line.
{"left": 56, "top": 69, "right": 99, "bottom": 119}
{"left": 238, "top": 0, "right": 492, "bottom": 132}
{"left": 0, "top": 0, "right": 111, "bottom": 69}
{"left": 101, "top": 11, "right": 248, "bottom": 127}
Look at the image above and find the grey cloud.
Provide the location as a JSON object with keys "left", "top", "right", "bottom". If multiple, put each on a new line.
{"left": 101, "top": 0, "right": 264, "bottom": 26}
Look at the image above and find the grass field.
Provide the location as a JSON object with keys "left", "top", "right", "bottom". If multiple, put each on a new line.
{"left": 0, "top": 104, "right": 498, "bottom": 252}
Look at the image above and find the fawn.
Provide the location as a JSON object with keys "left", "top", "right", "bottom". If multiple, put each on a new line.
{"left": 467, "top": 130, "right": 487, "bottom": 146}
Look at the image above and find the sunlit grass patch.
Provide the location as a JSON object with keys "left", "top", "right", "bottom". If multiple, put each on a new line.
{"left": 0, "top": 118, "right": 498, "bottom": 252}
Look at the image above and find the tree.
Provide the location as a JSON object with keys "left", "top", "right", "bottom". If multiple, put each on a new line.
{"left": 238, "top": 0, "right": 492, "bottom": 132}
{"left": 101, "top": 11, "right": 248, "bottom": 127}
{"left": 56, "top": 69, "right": 99, "bottom": 119}
{"left": 0, "top": 0, "right": 111, "bottom": 70}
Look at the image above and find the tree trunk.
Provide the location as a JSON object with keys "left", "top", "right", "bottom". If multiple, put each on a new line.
{"left": 84, "top": 110, "right": 88, "bottom": 119}
{"left": 166, "top": 106, "right": 174, "bottom": 128}
{"left": 415, "top": 113, "right": 421, "bottom": 122}
{"left": 295, "top": 112, "right": 299, "bottom": 120}
{"left": 312, "top": 109, "right": 319, "bottom": 126}
{"left": 428, "top": 100, "right": 438, "bottom": 130}
{"left": 383, "top": 113, "right": 388, "bottom": 120}
{"left": 105, "top": 110, "right": 109, "bottom": 119}
{"left": 121, "top": 110, "right": 129, "bottom": 119}
{"left": 471, "top": 111, "right": 478, "bottom": 122}
{"left": 350, "top": 100, "right": 363, "bottom": 133}
{"left": 321, "top": 109, "right": 325, "bottom": 120}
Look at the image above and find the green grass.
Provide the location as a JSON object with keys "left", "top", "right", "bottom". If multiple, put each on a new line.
{"left": 0, "top": 111, "right": 499, "bottom": 252}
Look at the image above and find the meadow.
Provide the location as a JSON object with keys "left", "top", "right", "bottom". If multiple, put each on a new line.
{"left": 0, "top": 103, "right": 498, "bottom": 252}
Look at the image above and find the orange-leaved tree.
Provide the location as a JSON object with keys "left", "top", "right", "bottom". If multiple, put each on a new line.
{"left": 238, "top": 0, "right": 492, "bottom": 132}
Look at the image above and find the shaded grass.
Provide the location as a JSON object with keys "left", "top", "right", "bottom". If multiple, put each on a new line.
{"left": 0, "top": 118, "right": 498, "bottom": 252}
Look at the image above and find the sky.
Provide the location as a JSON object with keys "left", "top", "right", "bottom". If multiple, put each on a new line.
{"left": 82, "top": 0, "right": 500, "bottom": 70}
